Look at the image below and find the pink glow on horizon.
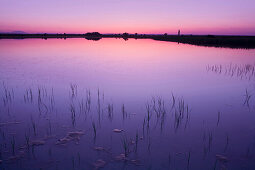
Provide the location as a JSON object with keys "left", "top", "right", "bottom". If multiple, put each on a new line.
{"left": 0, "top": 0, "right": 255, "bottom": 35}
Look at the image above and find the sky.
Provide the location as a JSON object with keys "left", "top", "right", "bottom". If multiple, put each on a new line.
{"left": 0, "top": 0, "right": 255, "bottom": 35}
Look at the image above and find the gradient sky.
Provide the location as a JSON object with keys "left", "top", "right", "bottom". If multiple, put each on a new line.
{"left": 0, "top": 0, "right": 255, "bottom": 35}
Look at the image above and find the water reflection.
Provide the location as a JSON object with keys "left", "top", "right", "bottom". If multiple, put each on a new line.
{"left": 0, "top": 38, "right": 255, "bottom": 169}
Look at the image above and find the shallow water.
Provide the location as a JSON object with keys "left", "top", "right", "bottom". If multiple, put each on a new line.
{"left": 0, "top": 38, "right": 255, "bottom": 170}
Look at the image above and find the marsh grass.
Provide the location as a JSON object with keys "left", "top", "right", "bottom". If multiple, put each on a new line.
{"left": 70, "top": 103, "right": 76, "bottom": 127}
{"left": 25, "top": 133, "right": 30, "bottom": 149}
{"left": 146, "top": 103, "right": 152, "bottom": 127}
{"left": 0, "top": 84, "right": 247, "bottom": 170}
{"left": 135, "top": 131, "right": 138, "bottom": 153}
{"left": 2, "top": 82, "right": 14, "bottom": 106}
{"left": 207, "top": 63, "right": 255, "bottom": 80}
{"left": 202, "top": 130, "right": 213, "bottom": 157}
{"left": 79, "top": 99, "right": 85, "bottom": 115}
{"left": 160, "top": 113, "right": 166, "bottom": 132}
{"left": 217, "top": 111, "right": 221, "bottom": 126}
{"left": 97, "top": 88, "right": 101, "bottom": 118}
{"left": 224, "top": 134, "right": 229, "bottom": 153}
{"left": 141, "top": 94, "right": 191, "bottom": 132}
{"left": 86, "top": 89, "right": 91, "bottom": 113}
{"left": 32, "top": 145, "right": 36, "bottom": 158}
{"left": 122, "top": 137, "right": 129, "bottom": 157}
{"left": 171, "top": 93, "right": 176, "bottom": 109}
{"left": 92, "top": 121, "right": 97, "bottom": 138}
{"left": 173, "top": 97, "right": 191, "bottom": 131}
{"left": 107, "top": 103, "right": 114, "bottom": 121}
{"left": 142, "top": 118, "right": 146, "bottom": 135}
{"left": 31, "top": 117, "right": 36, "bottom": 136}
{"left": 168, "top": 153, "right": 172, "bottom": 168}
{"left": 24, "top": 88, "right": 33, "bottom": 103}
{"left": 77, "top": 152, "right": 81, "bottom": 166}
{"left": 243, "top": 89, "right": 252, "bottom": 107}
{"left": 152, "top": 96, "right": 166, "bottom": 118}
{"left": 213, "top": 159, "right": 218, "bottom": 170}
{"left": 11, "top": 136, "right": 15, "bottom": 156}
{"left": 78, "top": 91, "right": 91, "bottom": 117}
{"left": 187, "top": 151, "right": 191, "bottom": 170}
{"left": 147, "top": 137, "right": 151, "bottom": 153}
{"left": 208, "top": 131, "right": 213, "bottom": 152}
{"left": 122, "top": 104, "right": 127, "bottom": 120}
{"left": 37, "top": 87, "right": 42, "bottom": 104}
{"left": 49, "top": 88, "right": 55, "bottom": 112}
{"left": 0, "top": 144, "right": 2, "bottom": 160}
{"left": 70, "top": 84, "right": 78, "bottom": 99}
{"left": 1, "top": 131, "right": 5, "bottom": 141}
{"left": 37, "top": 87, "right": 49, "bottom": 115}
{"left": 72, "top": 156, "right": 75, "bottom": 170}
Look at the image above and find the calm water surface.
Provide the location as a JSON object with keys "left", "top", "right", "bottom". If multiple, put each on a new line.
{"left": 0, "top": 38, "right": 255, "bottom": 170}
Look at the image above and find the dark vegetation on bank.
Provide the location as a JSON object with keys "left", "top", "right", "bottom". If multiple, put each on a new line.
{"left": 1, "top": 32, "right": 255, "bottom": 49}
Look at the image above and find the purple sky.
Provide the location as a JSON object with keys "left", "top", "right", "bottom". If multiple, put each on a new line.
{"left": 0, "top": 0, "right": 255, "bottom": 35}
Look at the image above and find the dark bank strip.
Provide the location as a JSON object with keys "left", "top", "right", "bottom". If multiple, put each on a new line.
{"left": 1, "top": 33, "right": 255, "bottom": 49}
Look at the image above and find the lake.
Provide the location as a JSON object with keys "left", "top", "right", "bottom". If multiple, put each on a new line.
{"left": 0, "top": 38, "right": 255, "bottom": 170}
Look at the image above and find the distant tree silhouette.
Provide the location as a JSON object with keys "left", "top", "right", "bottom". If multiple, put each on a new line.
{"left": 122, "top": 33, "right": 129, "bottom": 41}
{"left": 43, "top": 33, "right": 47, "bottom": 40}
{"left": 164, "top": 33, "right": 167, "bottom": 36}
{"left": 85, "top": 32, "right": 102, "bottom": 36}
{"left": 134, "top": 33, "right": 138, "bottom": 39}
{"left": 123, "top": 32, "right": 129, "bottom": 37}
{"left": 178, "top": 30, "right": 180, "bottom": 36}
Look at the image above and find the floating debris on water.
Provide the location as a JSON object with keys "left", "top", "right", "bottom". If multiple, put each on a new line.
{"left": 93, "top": 146, "right": 111, "bottom": 154}
{"left": 19, "top": 145, "right": 26, "bottom": 149}
{"left": 56, "top": 131, "right": 85, "bottom": 145}
{"left": 93, "top": 159, "right": 106, "bottom": 169}
{"left": 7, "top": 155, "right": 23, "bottom": 162}
{"left": 30, "top": 140, "right": 45, "bottom": 146}
{"left": 113, "top": 129, "right": 123, "bottom": 133}
{"left": 130, "top": 159, "right": 142, "bottom": 166}
{"left": 68, "top": 131, "right": 85, "bottom": 138}
{"left": 0, "top": 122, "right": 21, "bottom": 127}
{"left": 94, "top": 146, "right": 105, "bottom": 151}
{"left": 216, "top": 154, "right": 228, "bottom": 162}
{"left": 114, "top": 154, "right": 127, "bottom": 161}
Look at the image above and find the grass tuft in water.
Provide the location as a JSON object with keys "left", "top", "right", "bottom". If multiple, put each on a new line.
{"left": 92, "top": 121, "right": 97, "bottom": 138}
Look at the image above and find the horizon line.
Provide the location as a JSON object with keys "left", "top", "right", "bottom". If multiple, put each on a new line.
{"left": 1, "top": 32, "right": 255, "bottom": 36}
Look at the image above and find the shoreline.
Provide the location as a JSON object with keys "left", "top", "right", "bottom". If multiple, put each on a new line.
{"left": 1, "top": 33, "right": 255, "bottom": 49}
